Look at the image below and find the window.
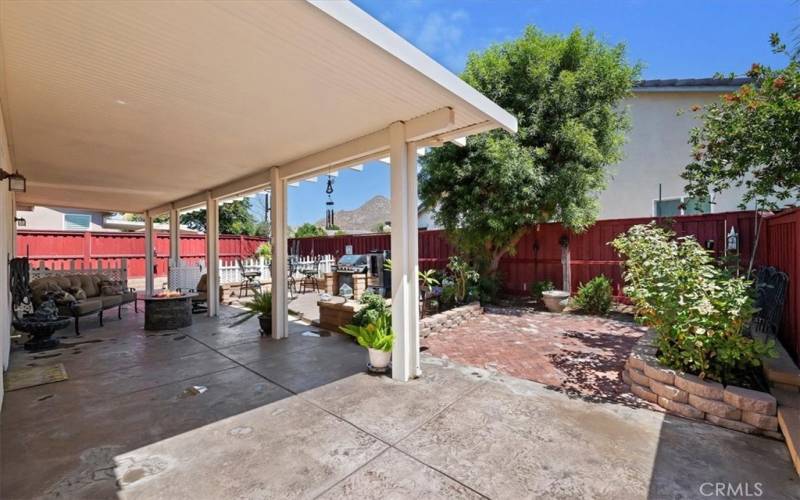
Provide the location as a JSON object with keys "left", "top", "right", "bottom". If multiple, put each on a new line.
{"left": 63, "top": 213, "right": 91, "bottom": 230}
{"left": 654, "top": 196, "right": 712, "bottom": 217}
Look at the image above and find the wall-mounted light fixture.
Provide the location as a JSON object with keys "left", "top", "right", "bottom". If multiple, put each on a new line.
{"left": 0, "top": 169, "right": 26, "bottom": 192}
{"left": 14, "top": 217, "right": 26, "bottom": 227}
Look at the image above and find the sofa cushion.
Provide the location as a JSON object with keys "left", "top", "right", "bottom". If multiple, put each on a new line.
{"left": 101, "top": 283, "right": 124, "bottom": 295}
{"left": 100, "top": 295, "right": 122, "bottom": 308}
{"left": 120, "top": 291, "right": 136, "bottom": 304}
{"left": 78, "top": 275, "right": 99, "bottom": 297}
{"left": 70, "top": 298, "right": 103, "bottom": 315}
{"left": 68, "top": 275, "right": 83, "bottom": 289}
{"left": 66, "top": 288, "right": 88, "bottom": 301}
{"left": 55, "top": 276, "right": 71, "bottom": 289}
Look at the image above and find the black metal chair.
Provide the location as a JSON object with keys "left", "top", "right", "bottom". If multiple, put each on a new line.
{"left": 288, "top": 258, "right": 298, "bottom": 300}
{"left": 237, "top": 259, "right": 262, "bottom": 298}
{"left": 299, "top": 258, "right": 321, "bottom": 293}
{"left": 751, "top": 266, "right": 789, "bottom": 337}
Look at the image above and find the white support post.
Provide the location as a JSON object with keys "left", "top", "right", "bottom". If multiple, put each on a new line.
{"left": 270, "top": 167, "right": 289, "bottom": 339}
{"left": 144, "top": 211, "right": 155, "bottom": 296}
{"left": 169, "top": 206, "right": 180, "bottom": 267}
{"left": 406, "top": 142, "right": 421, "bottom": 377}
{"left": 389, "top": 121, "right": 417, "bottom": 381}
{"left": 206, "top": 193, "right": 219, "bottom": 317}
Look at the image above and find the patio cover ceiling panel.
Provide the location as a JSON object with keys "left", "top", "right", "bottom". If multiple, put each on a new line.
{"left": 0, "top": 0, "right": 515, "bottom": 213}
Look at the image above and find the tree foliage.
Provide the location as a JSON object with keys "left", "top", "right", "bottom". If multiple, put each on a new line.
{"left": 420, "top": 27, "right": 639, "bottom": 273}
{"left": 682, "top": 34, "right": 800, "bottom": 211}
{"left": 293, "top": 222, "right": 327, "bottom": 238}
{"left": 180, "top": 199, "right": 258, "bottom": 235}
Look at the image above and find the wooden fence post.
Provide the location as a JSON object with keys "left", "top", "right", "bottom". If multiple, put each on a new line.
{"left": 83, "top": 231, "right": 92, "bottom": 269}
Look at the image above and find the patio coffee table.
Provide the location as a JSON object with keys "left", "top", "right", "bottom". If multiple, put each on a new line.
{"left": 142, "top": 293, "right": 198, "bottom": 331}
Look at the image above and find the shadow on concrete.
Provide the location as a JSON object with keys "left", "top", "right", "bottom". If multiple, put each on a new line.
{"left": 645, "top": 413, "right": 799, "bottom": 499}
{"left": 0, "top": 305, "right": 366, "bottom": 499}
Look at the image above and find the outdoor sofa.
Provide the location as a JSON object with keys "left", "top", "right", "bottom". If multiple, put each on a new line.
{"left": 30, "top": 273, "right": 136, "bottom": 335}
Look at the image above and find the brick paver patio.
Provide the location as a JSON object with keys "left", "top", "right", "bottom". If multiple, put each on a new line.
{"left": 422, "top": 306, "right": 652, "bottom": 407}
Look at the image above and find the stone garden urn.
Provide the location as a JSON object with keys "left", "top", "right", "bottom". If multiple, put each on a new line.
{"left": 542, "top": 290, "right": 570, "bottom": 313}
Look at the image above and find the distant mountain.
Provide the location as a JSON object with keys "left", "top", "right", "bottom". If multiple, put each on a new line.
{"left": 315, "top": 195, "right": 390, "bottom": 232}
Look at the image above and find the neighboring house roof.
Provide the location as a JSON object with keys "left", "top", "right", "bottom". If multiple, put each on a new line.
{"left": 634, "top": 77, "right": 750, "bottom": 93}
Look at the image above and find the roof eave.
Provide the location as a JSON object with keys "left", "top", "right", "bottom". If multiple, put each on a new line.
{"left": 308, "top": 0, "right": 518, "bottom": 134}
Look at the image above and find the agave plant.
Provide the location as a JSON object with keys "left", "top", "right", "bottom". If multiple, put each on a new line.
{"left": 340, "top": 312, "right": 394, "bottom": 352}
{"left": 230, "top": 291, "right": 272, "bottom": 327}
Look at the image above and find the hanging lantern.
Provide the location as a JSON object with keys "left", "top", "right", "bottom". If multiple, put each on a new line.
{"left": 325, "top": 175, "right": 335, "bottom": 230}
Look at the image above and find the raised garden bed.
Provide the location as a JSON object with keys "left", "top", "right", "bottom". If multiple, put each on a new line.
{"left": 623, "top": 330, "right": 782, "bottom": 439}
{"left": 420, "top": 302, "right": 483, "bottom": 338}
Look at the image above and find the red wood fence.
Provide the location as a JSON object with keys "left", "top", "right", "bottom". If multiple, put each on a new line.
{"left": 291, "top": 211, "right": 763, "bottom": 296}
{"left": 17, "top": 231, "right": 267, "bottom": 278}
{"left": 291, "top": 210, "right": 800, "bottom": 360}
{"left": 763, "top": 208, "right": 800, "bottom": 361}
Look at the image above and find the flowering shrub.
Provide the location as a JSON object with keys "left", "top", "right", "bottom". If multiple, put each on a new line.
{"left": 611, "top": 223, "right": 774, "bottom": 384}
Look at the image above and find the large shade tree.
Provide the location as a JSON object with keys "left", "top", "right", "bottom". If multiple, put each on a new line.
{"left": 682, "top": 34, "right": 800, "bottom": 212}
{"left": 180, "top": 199, "right": 258, "bottom": 235}
{"left": 420, "top": 27, "right": 640, "bottom": 274}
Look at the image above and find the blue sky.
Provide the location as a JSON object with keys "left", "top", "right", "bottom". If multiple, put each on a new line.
{"left": 281, "top": 0, "right": 799, "bottom": 227}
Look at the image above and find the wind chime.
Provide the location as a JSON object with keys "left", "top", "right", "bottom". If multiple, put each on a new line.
{"left": 324, "top": 174, "right": 335, "bottom": 229}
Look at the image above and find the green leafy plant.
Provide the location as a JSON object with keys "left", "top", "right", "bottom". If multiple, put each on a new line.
{"left": 477, "top": 274, "right": 501, "bottom": 303}
{"left": 352, "top": 291, "right": 389, "bottom": 327}
{"left": 255, "top": 242, "right": 271, "bottom": 261}
{"left": 531, "top": 280, "right": 555, "bottom": 300}
{"left": 447, "top": 257, "right": 479, "bottom": 304}
{"left": 439, "top": 282, "right": 457, "bottom": 308}
{"left": 573, "top": 275, "right": 613, "bottom": 315}
{"left": 230, "top": 291, "right": 272, "bottom": 326}
{"left": 611, "top": 223, "right": 775, "bottom": 384}
{"left": 340, "top": 312, "right": 394, "bottom": 352}
{"left": 418, "top": 269, "right": 440, "bottom": 290}
{"left": 293, "top": 223, "right": 327, "bottom": 238}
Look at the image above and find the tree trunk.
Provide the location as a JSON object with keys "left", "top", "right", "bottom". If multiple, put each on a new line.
{"left": 486, "top": 228, "right": 530, "bottom": 276}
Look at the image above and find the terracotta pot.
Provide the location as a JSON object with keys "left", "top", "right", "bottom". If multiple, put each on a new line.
{"left": 542, "top": 290, "right": 570, "bottom": 313}
{"left": 258, "top": 315, "right": 271, "bottom": 336}
{"left": 368, "top": 348, "right": 391, "bottom": 370}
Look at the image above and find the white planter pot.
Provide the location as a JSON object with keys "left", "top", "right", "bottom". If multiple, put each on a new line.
{"left": 368, "top": 348, "right": 392, "bottom": 371}
{"left": 542, "top": 290, "right": 570, "bottom": 313}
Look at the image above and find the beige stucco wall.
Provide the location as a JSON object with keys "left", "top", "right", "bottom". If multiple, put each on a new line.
{"left": 598, "top": 91, "right": 752, "bottom": 220}
{"left": 16, "top": 205, "right": 108, "bottom": 231}
{"left": 1, "top": 100, "right": 17, "bottom": 409}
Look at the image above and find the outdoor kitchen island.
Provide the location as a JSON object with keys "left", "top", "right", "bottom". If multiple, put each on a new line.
{"left": 142, "top": 292, "right": 197, "bottom": 331}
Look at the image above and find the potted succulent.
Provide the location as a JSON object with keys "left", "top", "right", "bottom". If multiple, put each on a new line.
{"left": 231, "top": 291, "right": 272, "bottom": 336}
{"left": 340, "top": 312, "right": 394, "bottom": 372}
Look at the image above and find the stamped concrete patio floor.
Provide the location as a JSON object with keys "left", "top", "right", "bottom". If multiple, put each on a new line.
{"left": 2, "top": 306, "right": 798, "bottom": 499}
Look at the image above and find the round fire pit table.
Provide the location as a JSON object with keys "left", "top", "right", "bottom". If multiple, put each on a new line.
{"left": 143, "top": 293, "right": 197, "bottom": 331}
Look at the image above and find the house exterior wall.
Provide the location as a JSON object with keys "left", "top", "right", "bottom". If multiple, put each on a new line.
{"left": 16, "top": 206, "right": 108, "bottom": 231}
{"left": 597, "top": 91, "right": 751, "bottom": 219}
{"left": 1, "top": 101, "right": 17, "bottom": 409}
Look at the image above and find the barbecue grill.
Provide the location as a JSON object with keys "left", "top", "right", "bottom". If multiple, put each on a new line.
{"left": 336, "top": 254, "right": 368, "bottom": 274}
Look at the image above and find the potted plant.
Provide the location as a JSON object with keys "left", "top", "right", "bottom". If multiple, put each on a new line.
{"left": 231, "top": 291, "right": 272, "bottom": 336}
{"left": 340, "top": 312, "right": 394, "bottom": 372}
{"left": 541, "top": 290, "right": 570, "bottom": 313}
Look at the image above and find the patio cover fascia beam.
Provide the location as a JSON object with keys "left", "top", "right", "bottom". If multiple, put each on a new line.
{"left": 148, "top": 107, "right": 454, "bottom": 215}
{"left": 280, "top": 107, "right": 454, "bottom": 183}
